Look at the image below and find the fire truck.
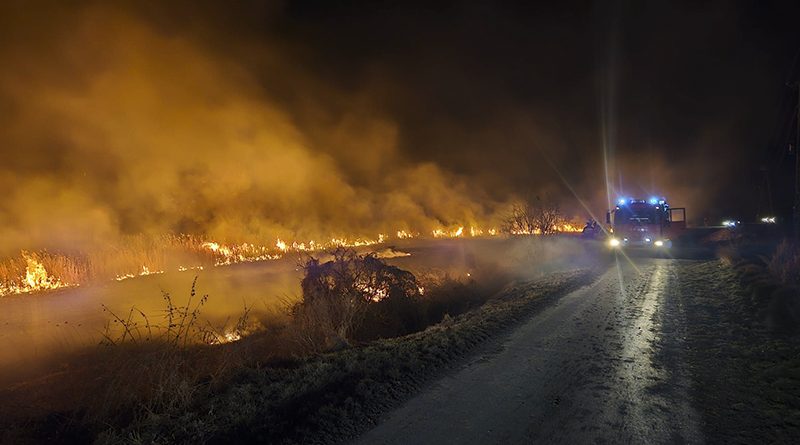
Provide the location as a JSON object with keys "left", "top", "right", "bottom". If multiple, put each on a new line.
{"left": 605, "top": 197, "right": 686, "bottom": 249}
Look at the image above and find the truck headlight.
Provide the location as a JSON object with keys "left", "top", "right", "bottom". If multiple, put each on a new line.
{"left": 608, "top": 238, "right": 621, "bottom": 248}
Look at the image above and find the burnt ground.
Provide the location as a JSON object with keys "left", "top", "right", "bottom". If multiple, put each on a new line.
{"left": 353, "top": 257, "right": 800, "bottom": 444}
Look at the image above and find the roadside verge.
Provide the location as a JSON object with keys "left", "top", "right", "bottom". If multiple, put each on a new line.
{"left": 110, "top": 268, "right": 600, "bottom": 444}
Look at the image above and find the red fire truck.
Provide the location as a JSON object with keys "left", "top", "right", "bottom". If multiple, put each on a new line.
{"left": 605, "top": 197, "right": 686, "bottom": 249}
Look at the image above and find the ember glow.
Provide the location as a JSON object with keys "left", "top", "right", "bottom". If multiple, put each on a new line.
{"left": 0, "top": 221, "right": 585, "bottom": 297}
{"left": 0, "top": 252, "right": 77, "bottom": 296}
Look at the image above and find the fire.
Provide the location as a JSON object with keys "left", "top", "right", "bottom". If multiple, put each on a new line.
{"left": 276, "top": 238, "right": 288, "bottom": 252}
{"left": 1, "top": 217, "right": 585, "bottom": 297}
{"left": 558, "top": 223, "right": 582, "bottom": 233}
{"left": 0, "top": 252, "right": 76, "bottom": 296}
{"left": 115, "top": 265, "right": 166, "bottom": 281}
{"left": 432, "top": 226, "right": 465, "bottom": 238}
{"left": 200, "top": 241, "right": 281, "bottom": 266}
{"left": 203, "top": 329, "right": 244, "bottom": 345}
{"left": 223, "top": 331, "right": 242, "bottom": 343}
{"left": 24, "top": 253, "right": 64, "bottom": 290}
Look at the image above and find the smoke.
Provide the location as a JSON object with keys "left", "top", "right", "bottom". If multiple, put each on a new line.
{"left": 0, "top": 2, "right": 512, "bottom": 255}
{"left": 1, "top": 1, "right": 796, "bottom": 255}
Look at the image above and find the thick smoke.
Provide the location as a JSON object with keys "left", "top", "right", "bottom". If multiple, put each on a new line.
{"left": 1, "top": 1, "right": 797, "bottom": 256}
{"left": 0, "top": 3, "right": 510, "bottom": 255}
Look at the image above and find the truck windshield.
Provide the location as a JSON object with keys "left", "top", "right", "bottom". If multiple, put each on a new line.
{"left": 616, "top": 206, "right": 657, "bottom": 224}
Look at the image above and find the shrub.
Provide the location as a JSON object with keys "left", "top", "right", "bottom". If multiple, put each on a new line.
{"left": 292, "top": 248, "right": 423, "bottom": 352}
{"left": 767, "top": 240, "right": 800, "bottom": 286}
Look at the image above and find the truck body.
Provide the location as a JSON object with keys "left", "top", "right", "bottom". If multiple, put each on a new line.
{"left": 606, "top": 198, "right": 686, "bottom": 248}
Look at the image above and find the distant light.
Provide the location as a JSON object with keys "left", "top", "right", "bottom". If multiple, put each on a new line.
{"left": 722, "top": 220, "right": 738, "bottom": 227}
{"left": 760, "top": 216, "right": 777, "bottom": 224}
{"left": 645, "top": 238, "right": 651, "bottom": 243}
{"left": 648, "top": 197, "right": 658, "bottom": 205}
{"left": 654, "top": 240, "right": 664, "bottom": 247}
{"left": 658, "top": 199, "right": 666, "bottom": 204}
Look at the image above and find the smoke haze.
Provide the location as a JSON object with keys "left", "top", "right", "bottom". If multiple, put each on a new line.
{"left": 1, "top": 1, "right": 798, "bottom": 254}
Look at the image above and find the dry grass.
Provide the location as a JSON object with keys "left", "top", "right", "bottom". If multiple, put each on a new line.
{"left": 0, "top": 233, "right": 323, "bottom": 296}
{"left": 0, "top": 234, "right": 222, "bottom": 295}
{"left": 678, "top": 260, "right": 800, "bottom": 443}
{"left": 103, "top": 268, "right": 597, "bottom": 444}
{"left": 1, "top": 248, "right": 597, "bottom": 444}
{"left": 0, "top": 277, "right": 275, "bottom": 444}
{"left": 0, "top": 250, "right": 89, "bottom": 288}
{"left": 766, "top": 240, "right": 800, "bottom": 286}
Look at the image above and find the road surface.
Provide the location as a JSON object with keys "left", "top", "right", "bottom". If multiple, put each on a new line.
{"left": 355, "top": 257, "right": 703, "bottom": 444}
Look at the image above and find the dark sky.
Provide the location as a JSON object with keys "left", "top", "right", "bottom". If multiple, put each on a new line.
{"left": 278, "top": 0, "right": 800, "bottom": 219}
{"left": 1, "top": 0, "right": 799, "bottom": 251}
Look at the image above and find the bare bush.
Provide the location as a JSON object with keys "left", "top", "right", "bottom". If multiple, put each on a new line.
{"left": 504, "top": 197, "right": 563, "bottom": 235}
{"left": 85, "top": 277, "right": 261, "bottom": 431}
{"left": 292, "top": 248, "right": 422, "bottom": 352}
{"left": 100, "top": 277, "right": 256, "bottom": 348}
{"left": 505, "top": 204, "right": 536, "bottom": 235}
{"left": 767, "top": 240, "right": 800, "bottom": 286}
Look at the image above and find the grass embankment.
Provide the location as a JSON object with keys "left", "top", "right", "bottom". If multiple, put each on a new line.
{"left": 100, "top": 268, "right": 596, "bottom": 444}
{"left": 677, "top": 253, "right": 800, "bottom": 443}
{"left": 1, "top": 246, "right": 599, "bottom": 445}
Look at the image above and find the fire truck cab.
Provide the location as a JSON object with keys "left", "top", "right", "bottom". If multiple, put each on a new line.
{"left": 605, "top": 197, "right": 685, "bottom": 249}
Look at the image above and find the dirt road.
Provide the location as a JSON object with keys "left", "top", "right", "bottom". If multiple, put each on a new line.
{"left": 355, "top": 257, "right": 704, "bottom": 444}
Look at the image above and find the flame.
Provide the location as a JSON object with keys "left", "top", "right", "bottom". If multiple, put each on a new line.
{"left": 0, "top": 252, "right": 76, "bottom": 296}
{"left": 24, "top": 253, "right": 63, "bottom": 290}
{"left": 276, "top": 238, "right": 288, "bottom": 252}
{"left": 433, "top": 226, "right": 465, "bottom": 238}
{"left": 1, "top": 217, "right": 584, "bottom": 297}
{"left": 115, "top": 265, "right": 166, "bottom": 281}
{"left": 204, "top": 329, "right": 244, "bottom": 345}
{"left": 558, "top": 223, "right": 582, "bottom": 233}
{"left": 201, "top": 241, "right": 281, "bottom": 266}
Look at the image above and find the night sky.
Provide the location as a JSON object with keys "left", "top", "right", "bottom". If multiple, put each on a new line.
{"left": 279, "top": 0, "right": 800, "bottom": 219}
{"left": 1, "top": 0, "right": 799, "bottom": 252}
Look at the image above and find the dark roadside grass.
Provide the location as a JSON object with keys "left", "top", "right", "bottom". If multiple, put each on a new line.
{"left": 100, "top": 268, "right": 599, "bottom": 444}
{"left": 0, "top": 243, "right": 602, "bottom": 445}
{"left": 676, "top": 247, "right": 800, "bottom": 443}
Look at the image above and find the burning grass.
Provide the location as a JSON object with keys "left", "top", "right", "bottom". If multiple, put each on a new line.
{"left": 0, "top": 250, "right": 86, "bottom": 295}
{"left": 0, "top": 220, "right": 584, "bottom": 298}
{"left": 0, "top": 246, "right": 596, "bottom": 444}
